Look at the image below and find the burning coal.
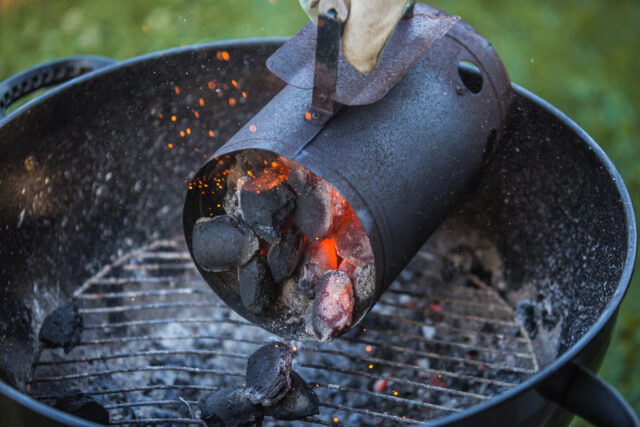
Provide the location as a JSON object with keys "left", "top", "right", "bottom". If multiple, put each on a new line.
{"left": 188, "top": 150, "right": 375, "bottom": 341}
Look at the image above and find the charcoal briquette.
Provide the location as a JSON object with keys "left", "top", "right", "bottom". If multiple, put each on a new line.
{"left": 239, "top": 255, "right": 274, "bottom": 314}
{"left": 267, "top": 228, "right": 305, "bottom": 283}
{"left": 264, "top": 371, "right": 319, "bottom": 420}
{"left": 287, "top": 168, "right": 333, "bottom": 241}
{"left": 38, "top": 302, "right": 83, "bottom": 353}
{"left": 312, "top": 270, "right": 354, "bottom": 342}
{"left": 240, "top": 183, "right": 296, "bottom": 243}
{"left": 53, "top": 389, "right": 109, "bottom": 424}
{"left": 334, "top": 213, "right": 374, "bottom": 265}
{"left": 192, "top": 215, "right": 259, "bottom": 272}
{"left": 198, "top": 387, "right": 264, "bottom": 427}
{"left": 246, "top": 342, "right": 293, "bottom": 406}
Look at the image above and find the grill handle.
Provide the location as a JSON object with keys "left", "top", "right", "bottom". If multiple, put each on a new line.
{"left": 540, "top": 362, "right": 639, "bottom": 426}
{"left": 0, "top": 55, "right": 115, "bottom": 119}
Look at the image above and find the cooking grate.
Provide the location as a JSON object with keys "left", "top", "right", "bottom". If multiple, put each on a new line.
{"left": 28, "top": 238, "right": 538, "bottom": 426}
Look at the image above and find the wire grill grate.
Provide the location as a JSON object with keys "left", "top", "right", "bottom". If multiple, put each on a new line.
{"left": 29, "top": 239, "right": 538, "bottom": 426}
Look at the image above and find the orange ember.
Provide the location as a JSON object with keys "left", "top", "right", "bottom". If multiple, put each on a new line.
{"left": 242, "top": 164, "right": 290, "bottom": 193}
{"left": 373, "top": 379, "right": 388, "bottom": 392}
{"left": 315, "top": 237, "right": 338, "bottom": 271}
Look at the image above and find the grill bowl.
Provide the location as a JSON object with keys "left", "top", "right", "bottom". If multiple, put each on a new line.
{"left": 0, "top": 39, "right": 636, "bottom": 426}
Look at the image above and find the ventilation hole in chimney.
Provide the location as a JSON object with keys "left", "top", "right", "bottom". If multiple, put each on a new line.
{"left": 458, "top": 60, "right": 483, "bottom": 94}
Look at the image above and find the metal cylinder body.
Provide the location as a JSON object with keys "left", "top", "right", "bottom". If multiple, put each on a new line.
{"left": 184, "top": 19, "right": 512, "bottom": 340}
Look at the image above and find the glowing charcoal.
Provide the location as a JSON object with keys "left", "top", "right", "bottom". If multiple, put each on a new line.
{"left": 197, "top": 387, "right": 264, "bottom": 427}
{"left": 189, "top": 151, "right": 376, "bottom": 341}
{"left": 265, "top": 371, "right": 319, "bottom": 420}
{"left": 311, "top": 270, "right": 354, "bottom": 342}
{"left": 191, "top": 215, "right": 258, "bottom": 272}
{"left": 287, "top": 168, "right": 333, "bottom": 241}
{"left": 238, "top": 255, "right": 274, "bottom": 315}
{"left": 267, "top": 228, "right": 305, "bottom": 283}
{"left": 334, "top": 208, "right": 374, "bottom": 265}
{"left": 246, "top": 342, "right": 293, "bottom": 406}
{"left": 298, "top": 238, "right": 338, "bottom": 299}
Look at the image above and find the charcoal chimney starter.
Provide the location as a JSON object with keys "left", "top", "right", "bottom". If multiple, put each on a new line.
{"left": 183, "top": 4, "right": 512, "bottom": 341}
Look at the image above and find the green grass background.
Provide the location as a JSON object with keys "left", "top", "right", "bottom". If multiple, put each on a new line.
{"left": 1, "top": 0, "right": 638, "bottom": 424}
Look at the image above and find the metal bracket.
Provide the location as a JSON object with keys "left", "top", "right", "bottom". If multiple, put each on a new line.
{"left": 310, "top": 9, "right": 343, "bottom": 125}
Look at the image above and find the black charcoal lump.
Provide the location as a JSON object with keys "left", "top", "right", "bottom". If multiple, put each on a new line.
{"left": 53, "top": 389, "right": 109, "bottom": 424}
{"left": 267, "top": 228, "right": 305, "bottom": 283}
{"left": 38, "top": 302, "right": 83, "bottom": 353}
{"left": 265, "top": 371, "right": 319, "bottom": 420}
{"left": 246, "top": 342, "right": 293, "bottom": 406}
{"left": 198, "top": 387, "right": 264, "bottom": 427}
{"left": 192, "top": 215, "right": 259, "bottom": 272}
{"left": 239, "top": 255, "right": 274, "bottom": 315}
{"left": 240, "top": 184, "right": 296, "bottom": 244}
{"left": 287, "top": 168, "right": 333, "bottom": 241}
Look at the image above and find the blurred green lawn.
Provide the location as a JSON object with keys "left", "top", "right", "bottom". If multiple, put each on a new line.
{"left": 1, "top": 0, "right": 639, "bottom": 424}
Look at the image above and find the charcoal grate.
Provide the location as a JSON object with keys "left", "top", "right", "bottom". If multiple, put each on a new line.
{"left": 29, "top": 238, "right": 538, "bottom": 426}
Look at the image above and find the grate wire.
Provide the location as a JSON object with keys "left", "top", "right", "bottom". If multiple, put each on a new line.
{"left": 30, "top": 239, "right": 538, "bottom": 426}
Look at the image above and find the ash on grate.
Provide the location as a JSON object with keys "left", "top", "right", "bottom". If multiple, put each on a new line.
{"left": 30, "top": 234, "right": 538, "bottom": 426}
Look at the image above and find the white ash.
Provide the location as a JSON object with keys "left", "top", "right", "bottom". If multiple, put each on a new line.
{"left": 311, "top": 270, "right": 354, "bottom": 342}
